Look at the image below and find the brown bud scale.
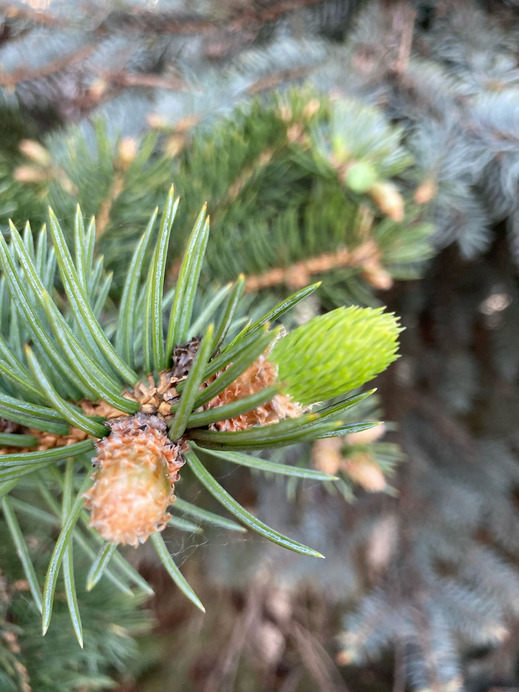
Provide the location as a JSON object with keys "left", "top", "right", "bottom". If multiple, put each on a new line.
{"left": 206, "top": 354, "right": 303, "bottom": 431}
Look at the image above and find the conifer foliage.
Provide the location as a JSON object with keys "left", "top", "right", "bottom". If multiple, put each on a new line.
{"left": 0, "top": 188, "right": 400, "bottom": 646}
{"left": 1, "top": 0, "right": 519, "bottom": 689}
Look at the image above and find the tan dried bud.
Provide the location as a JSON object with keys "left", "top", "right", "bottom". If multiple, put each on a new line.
{"left": 302, "top": 99, "right": 320, "bottom": 120}
{"left": 84, "top": 414, "right": 184, "bottom": 546}
{"left": 369, "top": 181, "right": 405, "bottom": 222}
{"left": 174, "top": 113, "right": 200, "bottom": 133}
{"left": 253, "top": 621, "right": 286, "bottom": 666}
{"left": 345, "top": 422, "right": 385, "bottom": 445}
{"left": 57, "top": 172, "right": 78, "bottom": 196}
{"left": 287, "top": 124, "right": 304, "bottom": 143}
{"left": 278, "top": 105, "right": 293, "bottom": 123}
{"left": 258, "top": 149, "right": 274, "bottom": 167}
{"left": 312, "top": 438, "right": 343, "bottom": 476}
{"left": 361, "top": 259, "right": 393, "bottom": 290}
{"left": 13, "top": 165, "right": 49, "bottom": 184}
{"left": 365, "top": 514, "right": 398, "bottom": 577}
{"left": 117, "top": 137, "right": 138, "bottom": 170}
{"left": 164, "top": 134, "right": 186, "bottom": 158}
{"left": 342, "top": 451, "right": 387, "bottom": 492}
{"left": 89, "top": 79, "right": 107, "bottom": 100}
{"left": 19, "top": 139, "right": 51, "bottom": 167}
{"left": 414, "top": 178, "right": 438, "bottom": 204}
{"left": 147, "top": 113, "right": 169, "bottom": 130}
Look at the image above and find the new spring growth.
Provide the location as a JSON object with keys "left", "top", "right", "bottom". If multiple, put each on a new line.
{"left": 270, "top": 306, "right": 402, "bottom": 406}
{"left": 210, "top": 306, "right": 402, "bottom": 432}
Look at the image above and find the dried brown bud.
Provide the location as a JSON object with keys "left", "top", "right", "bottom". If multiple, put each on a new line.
{"left": 345, "top": 422, "right": 385, "bottom": 445}
{"left": 19, "top": 139, "right": 51, "bottom": 167}
{"left": 302, "top": 99, "right": 320, "bottom": 120}
{"left": 369, "top": 181, "right": 405, "bottom": 222}
{"left": 88, "top": 78, "right": 107, "bottom": 100}
{"left": 342, "top": 451, "right": 387, "bottom": 492}
{"left": 147, "top": 113, "right": 169, "bottom": 130}
{"left": 414, "top": 178, "right": 438, "bottom": 205}
{"left": 13, "top": 166, "right": 49, "bottom": 184}
{"left": 287, "top": 124, "right": 304, "bottom": 143}
{"left": 361, "top": 259, "right": 393, "bottom": 290}
{"left": 207, "top": 354, "right": 303, "bottom": 431}
{"left": 312, "top": 438, "right": 343, "bottom": 476}
{"left": 116, "top": 137, "right": 138, "bottom": 170}
{"left": 174, "top": 113, "right": 200, "bottom": 133}
{"left": 278, "top": 105, "right": 293, "bottom": 123}
{"left": 164, "top": 134, "right": 186, "bottom": 158}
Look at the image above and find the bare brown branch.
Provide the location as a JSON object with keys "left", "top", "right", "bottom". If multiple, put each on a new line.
{"left": 244, "top": 239, "right": 391, "bottom": 292}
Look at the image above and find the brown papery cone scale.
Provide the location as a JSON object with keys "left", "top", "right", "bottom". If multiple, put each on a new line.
{"left": 206, "top": 353, "right": 304, "bottom": 431}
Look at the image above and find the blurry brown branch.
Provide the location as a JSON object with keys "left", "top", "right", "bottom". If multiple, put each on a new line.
{"left": 244, "top": 239, "right": 392, "bottom": 292}
{"left": 391, "top": 3, "right": 416, "bottom": 75}
{"left": 201, "top": 583, "right": 263, "bottom": 692}
{"left": 0, "top": 44, "right": 96, "bottom": 88}
{"left": 291, "top": 621, "right": 350, "bottom": 692}
{"left": 3, "top": 4, "right": 63, "bottom": 27}
{"left": 247, "top": 66, "right": 317, "bottom": 95}
{"left": 106, "top": 0, "right": 327, "bottom": 35}
{"left": 100, "top": 70, "right": 189, "bottom": 92}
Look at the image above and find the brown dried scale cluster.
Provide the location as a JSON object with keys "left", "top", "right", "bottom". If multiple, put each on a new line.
{"left": 84, "top": 413, "right": 184, "bottom": 546}
{"left": 206, "top": 353, "right": 304, "bottom": 431}
{"left": 3, "top": 370, "right": 183, "bottom": 453}
{"left": 123, "top": 369, "right": 180, "bottom": 417}
{"left": 312, "top": 424, "right": 387, "bottom": 492}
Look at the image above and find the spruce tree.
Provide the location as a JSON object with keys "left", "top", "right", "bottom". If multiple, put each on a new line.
{"left": 1, "top": 0, "right": 518, "bottom": 690}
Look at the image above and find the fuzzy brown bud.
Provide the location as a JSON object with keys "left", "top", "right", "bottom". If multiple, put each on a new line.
{"left": 312, "top": 438, "right": 343, "bottom": 476}
{"left": 116, "top": 137, "right": 138, "bottom": 170}
{"left": 343, "top": 451, "right": 387, "bottom": 492}
{"left": 13, "top": 166, "right": 49, "bottom": 184}
{"left": 84, "top": 414, "right": 184, "bottom": 546}
{"left": 19, "top": 139, "right": 51, "bottom": 167}
{"left": 369, "top": 181, "right": 405, "bottom": 222}
{"left": 345, "top": 422, "right": 385, "bottom": 445}
{"left": 414, "top": 178, "right": 438, "bottom": 205}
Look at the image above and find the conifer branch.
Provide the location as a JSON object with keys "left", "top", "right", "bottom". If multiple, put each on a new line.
{"left": 0, "top": 192, "right": 401, "bottom": 634}
{"left": 244, "top": 240, "right": 390, "bottom": 292}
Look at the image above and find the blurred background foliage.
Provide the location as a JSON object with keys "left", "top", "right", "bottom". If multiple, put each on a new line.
{"left": 1, "top": 0, "right": 519, "bottom": 689}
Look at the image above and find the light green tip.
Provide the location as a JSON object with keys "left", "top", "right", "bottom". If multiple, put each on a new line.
{"left": 270, "top": 306, "right": 402, "bottom": 406}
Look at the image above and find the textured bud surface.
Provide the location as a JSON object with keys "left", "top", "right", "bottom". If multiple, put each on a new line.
{"left": 270, "top": 306, "right": 401, "bottom": 406}
{"left": 84, "top": 414, "right": 184, "bottom": 546}
{"left": 207, "top": 353, "right": 303, "bottom": 431}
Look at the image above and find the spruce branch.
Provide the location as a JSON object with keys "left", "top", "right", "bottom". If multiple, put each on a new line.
{"left": 0, "top": 190, "right": 401, "bottom": 638}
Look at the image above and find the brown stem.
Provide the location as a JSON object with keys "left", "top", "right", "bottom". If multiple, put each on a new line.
{"left": 247, "top": 66, "right": 317, "bottom": 95}
{"left": 290, "top": 620, "right": 350, "bottom": 692}
{"left": 107, "top": 0, "right": 327, "bottom": 35}
{"left": 391, "top": 3, "right": 417, "bottom": 75}
{"left": 0, "top": 44, "right": 96, "bottom": 87}
{"left": 103, "top": 71, "right": 189, "bottom": 92}
{"left": 244, "top": 239, "right": 387, "bottom": 292}
{"left": 95, "top": 171, "right": 126, "bottom": 240}
{"left": 201, "top": 582, "right": 263, "bottom": 692}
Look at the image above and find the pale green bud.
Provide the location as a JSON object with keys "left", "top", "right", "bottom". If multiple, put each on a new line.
{"left": 344, "top": 161, "right": 378, "bottom": 193}
{"left": 270, "top": 307, "right": 402, "bottom": 406}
